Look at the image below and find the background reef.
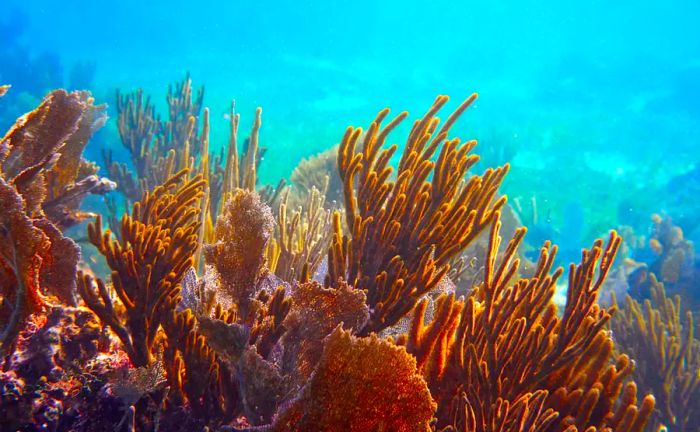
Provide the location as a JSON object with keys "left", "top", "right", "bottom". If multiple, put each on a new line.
{"left": 2, "top": 0, "right": 700, "bottom": 254}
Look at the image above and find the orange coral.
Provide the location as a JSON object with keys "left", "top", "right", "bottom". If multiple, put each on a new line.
{"left": 282, "top": 280, "right": 369, "bottom": 380}
{"left": 399, "top": 215, "right": 654, "bottom": 431}
{"left": 78, "top": 170, "right": 206, "bottom": 366}
{"left": 611, "top": 276, "right": 700, "bottom": 431}
{"left": 162, "top": 307, "right": 239, "bottom": 422}
{"left": 327, "top": 94, "right": 507, "bottom": 334}
{"left": 272, "top": 326, "right": 436, "bottom": 432}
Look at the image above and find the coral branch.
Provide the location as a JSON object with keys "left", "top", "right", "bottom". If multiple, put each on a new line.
{"left": 79, "top": 170, "right": 205, "bottom": 366}
{"left": 328, "top": 94, "right": 507, "bottom": 334}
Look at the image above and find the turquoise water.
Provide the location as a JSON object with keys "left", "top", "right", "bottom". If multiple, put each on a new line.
{"left": 2, "top": 0, "right": 700, "bottom": 248}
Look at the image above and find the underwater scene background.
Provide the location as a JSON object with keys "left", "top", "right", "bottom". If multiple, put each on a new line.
{"left": 1, "top": 0, "right": 699, "bottom": 431}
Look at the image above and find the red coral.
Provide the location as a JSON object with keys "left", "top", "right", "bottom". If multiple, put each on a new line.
{"left": 273, "top": 326, "right": 436, "bottom": 432}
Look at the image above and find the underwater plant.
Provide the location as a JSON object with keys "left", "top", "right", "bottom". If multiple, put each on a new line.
{"left": 0, "top": 84, "right": 662, "bottom": 431}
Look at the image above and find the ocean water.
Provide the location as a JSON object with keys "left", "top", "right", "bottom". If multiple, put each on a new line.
{"left": 2, "top": 0, "right": 700, "bottom": 252}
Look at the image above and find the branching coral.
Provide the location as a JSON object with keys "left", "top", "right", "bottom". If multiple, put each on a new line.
{"left": 0, "top": 86, "right": 677, "bottom": 431}
{"left": 78, "top": 169, "right": 206, "bottom": 367}
{"left": 106, "top": 76, "right": 205, "bottom": 204}
{"left": 327, "top": 94, "right": 507, "bottom": 334}
{"left": 161, "top": 307, "right": 239, "bottom": 423}
{"left": 611, "top": 276, "right": 700, "bottom": 431}
{"left": 398, "top": 216, "right": 654, "bottom": 431}
{"left": 107, "top": 76, "right": 284, "bottom": 237}
{"left": 267, "top": 185, "right": 333, "bottom": 283}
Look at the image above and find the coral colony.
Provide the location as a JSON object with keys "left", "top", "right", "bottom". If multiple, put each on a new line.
{"left": 0, "top": 76, "right": 697, "bottom": 431}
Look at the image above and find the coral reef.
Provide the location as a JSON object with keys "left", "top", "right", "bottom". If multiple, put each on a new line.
{"left": 611, "top": 277, "right": 700, "bottom": 431}
{"left": 0, "top": 87, "right": 667, "bottom": 431}
{"left": 624, "top": 215, "right": 699, "bottom": 309}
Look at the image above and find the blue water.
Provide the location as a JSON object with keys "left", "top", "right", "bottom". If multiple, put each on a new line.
{"left": 2, "top": 0, "right": 700, "bottom": 248}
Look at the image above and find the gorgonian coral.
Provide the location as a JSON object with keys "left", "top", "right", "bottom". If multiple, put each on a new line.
{"left": 1, "top": 89, "right": 111, "bottom": 353}
{"left": 327, "top": 94, "right": 507, "bottom": 334}
{"left": 204, "top": 188, "right": 275, "bottom": 319}
{"left": 78, "top": 170, "right": 206, "bottom": 367}
{"left": 611, "top": 277, "right": 700, "bottom": 431}
{"left": 267, "top": 185, "right": 333, "bottom": 283}
{"left": 399, "top": 217, "right": 654, "bottom": 431}
{"left": 0, "top": 87, "right": 670, "bottom": 431}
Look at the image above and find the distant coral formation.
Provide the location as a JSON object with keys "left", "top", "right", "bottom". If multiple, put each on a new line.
{"left": 0, "top": 82, "right": 665, "bottom": 431}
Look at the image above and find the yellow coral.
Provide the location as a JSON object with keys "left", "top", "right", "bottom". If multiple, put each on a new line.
{"left": 328, "top": 94, "right": 507, "bottom": 334}
{"left": 78, "top": 169, "right": 205, "bottom": 366}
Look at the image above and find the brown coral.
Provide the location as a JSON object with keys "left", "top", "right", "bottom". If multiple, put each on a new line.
{"left": 107, "top": 76, "right": 204, "bottom": 204}
{"left": 78, "top": 170, "right": 206, "bottom": 367}
{"left": 0, "top": 178, "right": 52, "bottom": 352}
{"left": 327, "top": 94, "right": 507, "bottom": 334}
{"left": 272, "top": 326, "right": 436, "bottom": 432}
{"left": 611, "top": 276, "right": 700, "bottom": 431}
{"left": 204, "top": 188, "right": 274, "bottom": 319}
{"left": 1, "top": 89, "right": 114, "bottom": 229}
{"left": 162, "top": 307, "right": 239, "bottom": 423}
{"left": 0, "top": 90, "right": 111, "bottom": 351}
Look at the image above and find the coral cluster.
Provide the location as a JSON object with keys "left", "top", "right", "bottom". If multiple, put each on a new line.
{"left": 1, "top": 89, "right": 113, "bottom": 353}
{"left": 623, "top": 214, "right": 699, "bottom": 310}
{"left": 611, "top": 272, "right": 700, "bottom": 431}
{"left": 0, "top": 84, "right": 664, "bottom": 431}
